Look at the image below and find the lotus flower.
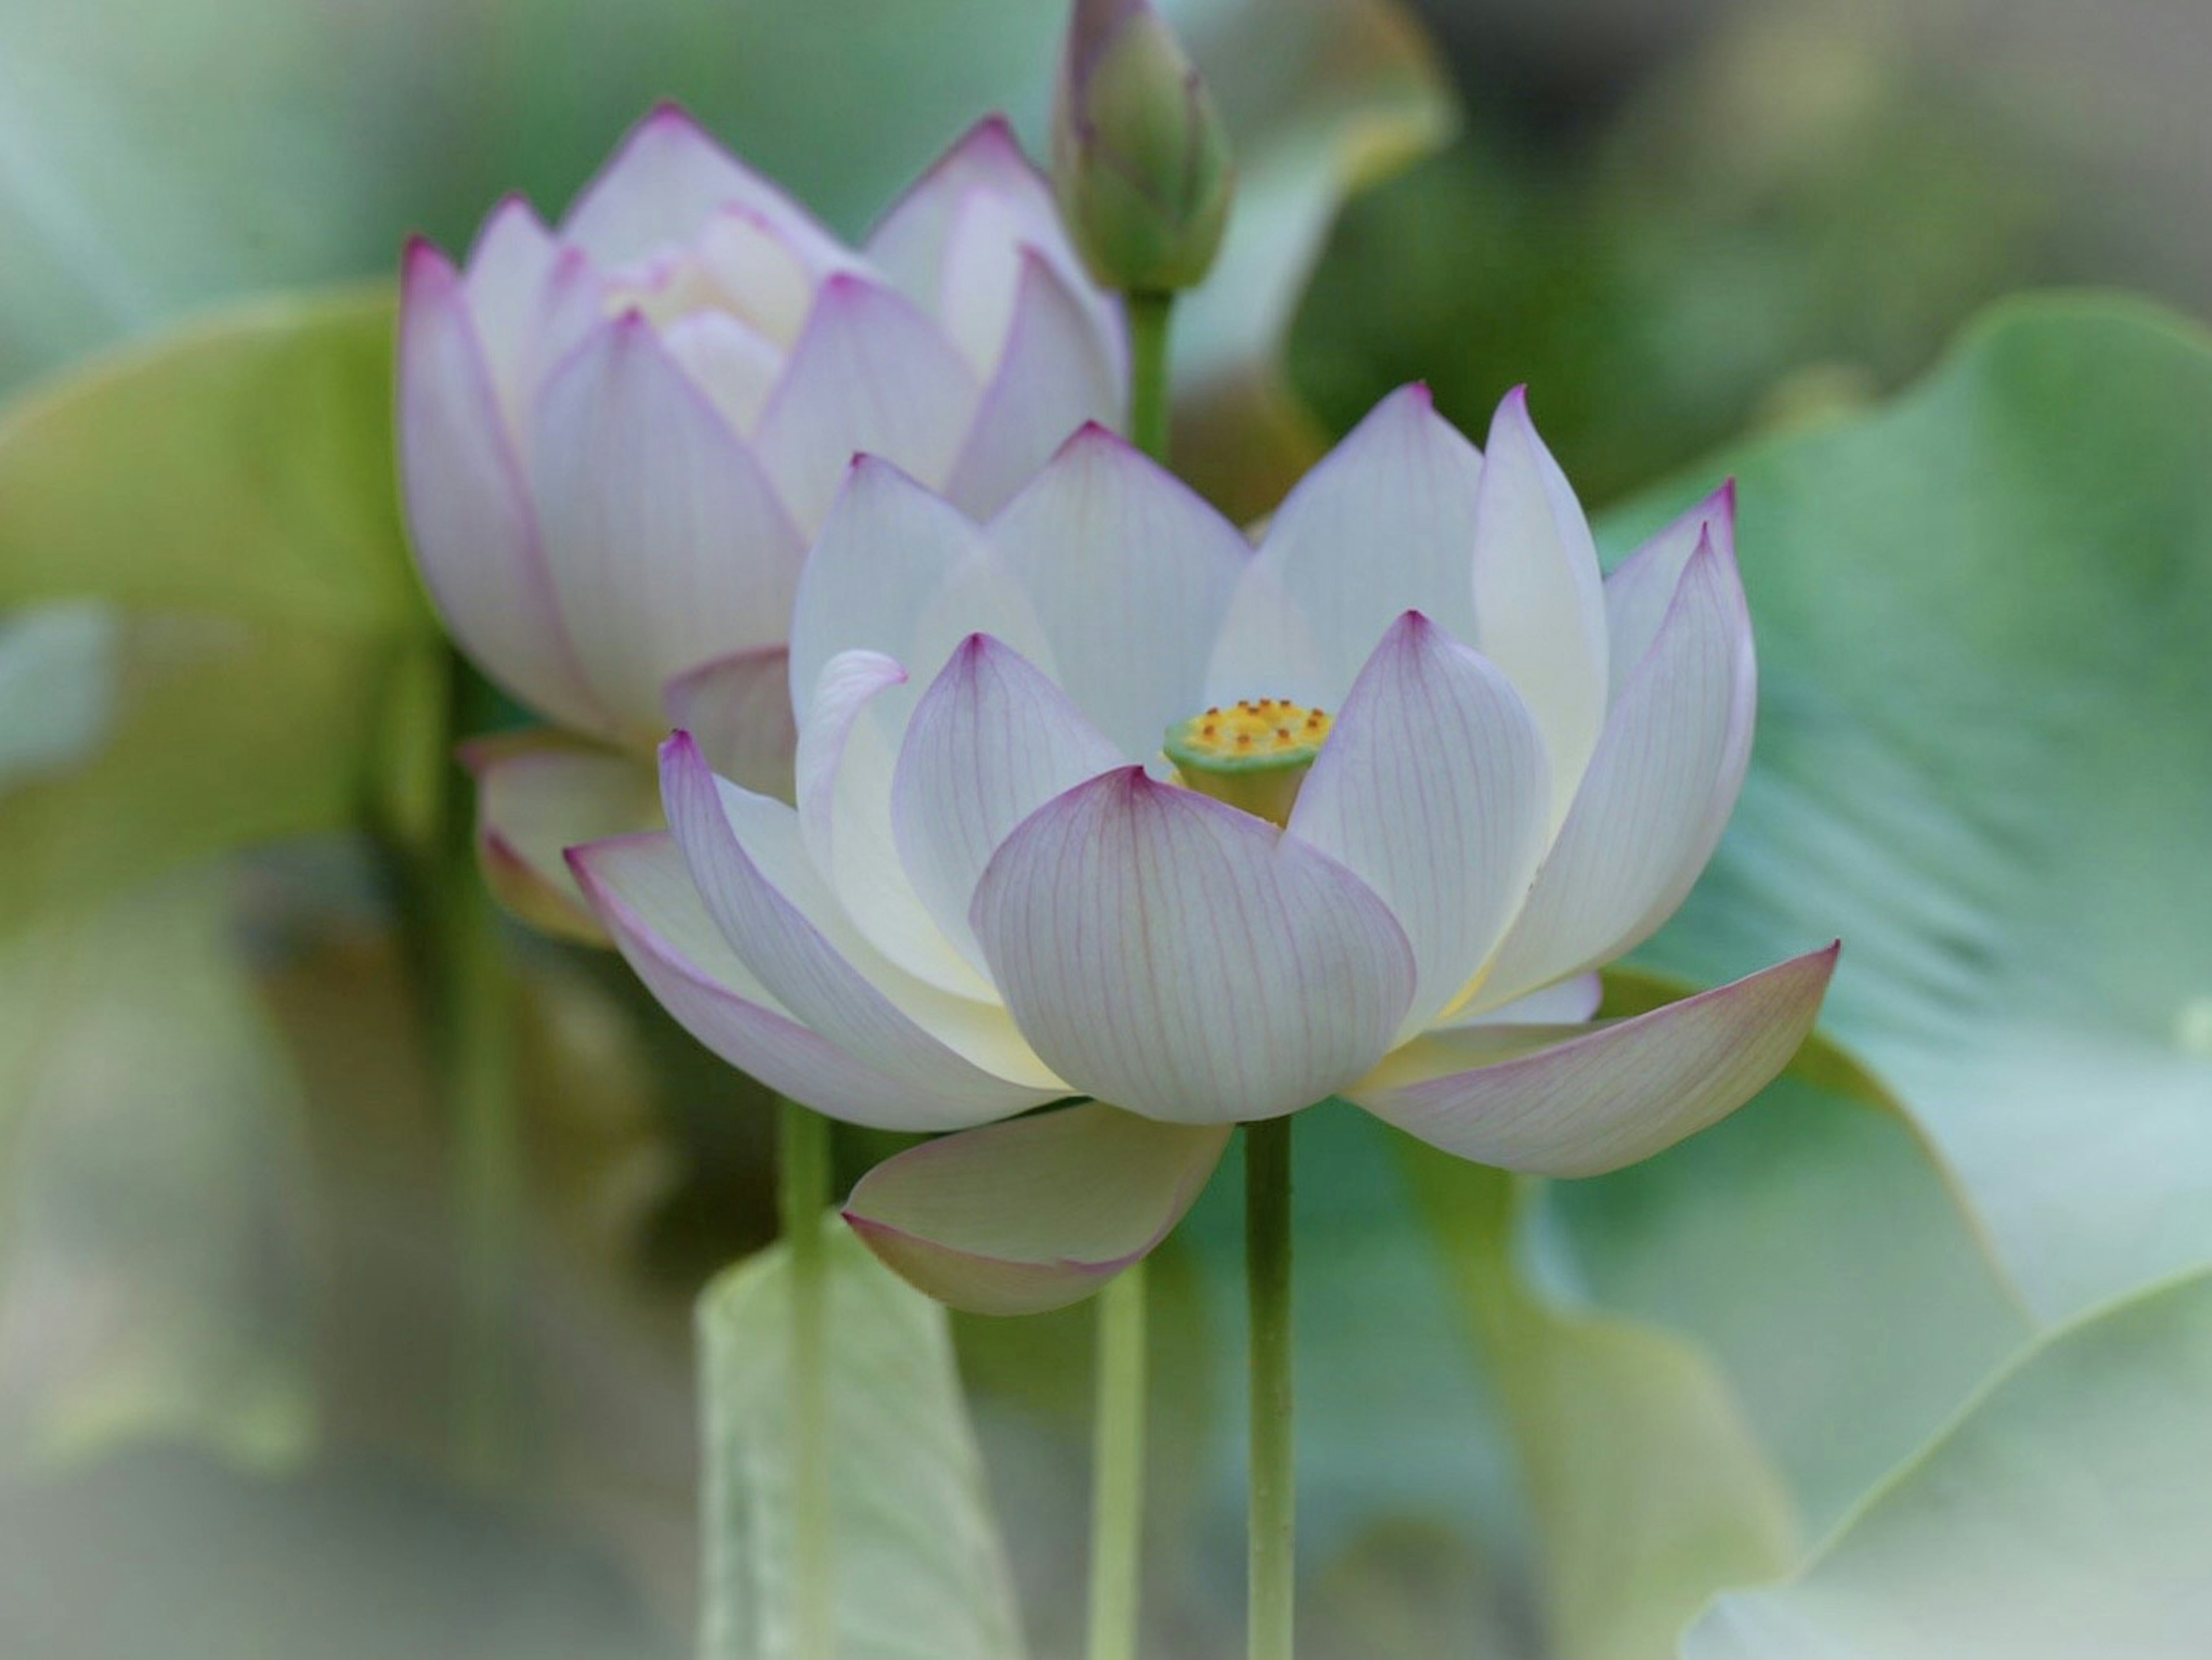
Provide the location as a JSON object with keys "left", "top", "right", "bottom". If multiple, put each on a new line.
{"left": 570, "top": 386, "right": 1837, "bottom": 1314}
{"left": 398, "top": 104, "right": 1124, "bottom": 936}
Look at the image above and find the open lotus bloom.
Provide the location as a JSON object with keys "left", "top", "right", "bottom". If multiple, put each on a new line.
{"left": 398, "top": 104, "right": 1123, "bottom": 936}
{"left": 570, "top": 385, "right": 1838, "bottom": 1315}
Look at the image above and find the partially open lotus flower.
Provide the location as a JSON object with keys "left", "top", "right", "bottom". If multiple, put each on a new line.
{"left": 398, "top": 104, "right": 1124, "bottom": 936}
{"left": 570, "top": 385, "right": 1837, "bottom": 1314}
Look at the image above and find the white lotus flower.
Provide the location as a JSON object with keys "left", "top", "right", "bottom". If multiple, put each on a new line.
{"left": 571, "top": 385, "right": 1836, "bottom": 1313}
{"left": 397, "top": 104, "right": 1123, "bottom": 936}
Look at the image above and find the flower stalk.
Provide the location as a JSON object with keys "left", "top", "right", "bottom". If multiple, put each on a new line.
{"left": 779, "top": 1098, "right": 836, "bottom": 1660}
{"left": 1244, "top": 1116, "right": 1296, "bottom": 1660}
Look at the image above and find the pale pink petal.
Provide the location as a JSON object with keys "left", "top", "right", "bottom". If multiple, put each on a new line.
{"left": 661, "top": 731, "right": 1061, "bottom": 1095}
{"left": 397, "top": 240, "right": 608, "bottom": 737}
{"left": 971, "top": 768, "right": 1416, "bottom": 1124}
{"left": 688, "top": 205, "right": 825, "bottom": 344}
{"left": 846, "top": 1104, "right": 1230, "bottom": 1315}
{"left": 933, "top": 189, "right": 1030, "bottom": 375}
{"left": 531, "top": 314, "right": 805, "bottom": 738}
{"left": 1218, "top": 385, "right": 1484, "bottom": 708}
{"left": 1474, "top": 535, "right": 1756, "bottom": 1009}
{"left": 940, "top": 251, "right": 1122, "bottom": 519}
{"left": 659, "top": 308, "right": 784, "bottom": 437}
{"left": 460, "top": 733, "right": 663, "bottom": 943}
{"left": 752, "top": 275, "right": 982, "bottom": 531}
{"left": 460, "top": 196, "right": 562, "bottom": 425}
{"left": 1288, "top": 612, "right": 1552, "bottom": 1037}
{"left": 1351, "top": 945, "right": 1839, "bottom": 1175}
{"left": 892, "top": 634, "right": 1123, "bottom": 970}
{"left": 1471, "top": 387, "right": 1611, "bottom": 822}
{"left": 1604, "top": 482, "right": 1737, "bottom": 693}
{"left": 1437, "top": 972, "right": 1602, "bottom": 1029}
{"left": 984, "top": 426, "right": 1250, "bottom": 760}
{"left": 571, "top": 832, "right": 1027, "bottom": 1130}
{"left": 786, "top": 457, "right": 987, "bottom": 725}
{"left": 559, "top": 102, "right": 849, "bottom": 271}
{"left": 662, "top": 644, "right": 798, "bottom": 803}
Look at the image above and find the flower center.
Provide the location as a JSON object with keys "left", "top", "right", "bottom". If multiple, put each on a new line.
{"left": 1162, "top": 697, "right": 1332, "bottom": 827}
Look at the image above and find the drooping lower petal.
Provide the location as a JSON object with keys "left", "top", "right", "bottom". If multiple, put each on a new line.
{"left": 397, "top": 241, "right": 607, "bottom": 738}
{"left": 662, "top": 644, "right": 798, "bottom": 803}
{"left": 941, "top": 252, "right": 1124, "bottom": 520}
{"left": 1474, "top": 534, "right": 1755, "bottom": 1010}
{"left": 1470, "top": 388, "right": 1611, "bottom": 825}
{"left": 892, "top": 634, "right": 1123, "bottom": 970}
{"left": 1289, "top": 611, "right": 1552, "bottom": 1037}
{"left": 971, "top": 767, "right": 1416, "bottom": 1124}
{"left": 571, "top": 832, "right": 1036, "bottom": 1130}
{"left": 752, "top": 275, "right": 981, "bottom": 531}
{"left": 531, "top": 315, "right": 805, "bottom": 738}
{"left": 984, "top": 427, "right": 1250, "bottom": 761}
{"left": 662, "top": 731, "right": 1062, "bottom": 1095}
{"left": 462, "top": 732, "right": 664, "bottom": 944}
{"left": 844, "top": 1103, "right": 1230, "bottom": 1315}
{"left": 1350, "top": 944, "right": 1838, "bottom": 1176}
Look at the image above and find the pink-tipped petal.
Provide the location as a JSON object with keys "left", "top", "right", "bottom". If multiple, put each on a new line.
{"left": 1351, "top": 944, "right": 1839, "bottom": 1175}
{"left": 662, "top": 644, "right": 799, "bottom": 804}
{"left": 1604, "top": 482, "right": 1737, "bottom": 692}
{"left": 464, "top": 733, "right": 663, "bottom": 943}
{"left": 531, "top": 316, "right": 805, "bottom": 738}
{"left": 1471, "top": 387, "right": 1611, "bottom": 822}
{"left": 661, "top": 731, "right": 1062, "bottom": 1098}
{"left": 753, "top": 276, "right": 982, "bottom": 531}
{"left": 892, "top": 634, "right": 1123, "bottom": 970}
{"left": 397, "top": 241, "right": 608, "bottom": 736}
{"left": 786, "top": 457, "right": 989, "bottom": 725}
{"left": 846, "top": 1103, "right": 1230, "bottom": 1315}
{"left": 1289, "top": 612, "right": 1552, "bottom": 1037}
{"left": 1475, "top": 535, "right": 1756, "bottom": 1009}
{"left": 983, "top": 426, "right": 1249, "bottom": 761}
{"left": 559, "top": 102, "right": 848, "bottom": 272}
{"left": 571, "top": 833, "right": 1023, "bottom": 1130}
{"left": 971, "top": 768, "right": 1416, "bottom": 1124}
{"left": 940, "top": 251, "right": 1123, "bottom": 519}
{"left": 460, "top": 197, "right": 563, "bottom": 425}
{"left": 1221, "top": 385, "right": 1485, "bottom": 708}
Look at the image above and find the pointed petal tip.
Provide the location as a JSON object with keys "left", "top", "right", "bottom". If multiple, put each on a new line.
{"left": 400, "top": 235, "right": 457, "bottom": 292}
{"left": 641, "top": 97, "right": 704, "bottom": 134}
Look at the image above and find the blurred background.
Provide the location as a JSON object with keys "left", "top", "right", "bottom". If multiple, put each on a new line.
{"left": 2, "top": 1, "right": 2209, "bottom": 1655}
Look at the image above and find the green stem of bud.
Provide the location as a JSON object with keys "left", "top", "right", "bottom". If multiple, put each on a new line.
{"left": 1126, "top": 290, "right": 1175, "bottom": 464}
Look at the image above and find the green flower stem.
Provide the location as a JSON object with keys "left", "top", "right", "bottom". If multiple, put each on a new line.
{"left": 779, "top": 1096, "right": 836, "bottom": 1660}
{"left": 1085, "top": 1265, "right": 1149, "bottom": 1660}
{"left": 1082, "top": 284, "right": 1175, "bottom": 1660}
{"left": 1245, "top": 1116, "right": 1296, "bottom": 1660}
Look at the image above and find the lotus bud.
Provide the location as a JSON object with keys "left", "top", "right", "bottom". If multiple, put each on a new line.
{"left": 1051, "top": 0, "right": 1234, "bottom": 293}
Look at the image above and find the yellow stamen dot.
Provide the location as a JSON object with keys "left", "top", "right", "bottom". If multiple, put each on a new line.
{"left": 1162, "top": 697, "right": 1335, "bottom": 826}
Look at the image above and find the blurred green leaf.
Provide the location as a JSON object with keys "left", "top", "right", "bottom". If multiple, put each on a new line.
{"left": 1401, "top": 1137, "right": 1799, "bottom": 1660}
{"left": 1681, "top": 1265, "right": 2212, "bottom": 1658}
{"left": 1606, "top": 295, "right": 2212, "bottom": 1325}
{"left": 699, "top": 1215, "right": 1025, "bottom": 1660}
{"left": 0, "top": 291, "right": 441, "bottom": 928}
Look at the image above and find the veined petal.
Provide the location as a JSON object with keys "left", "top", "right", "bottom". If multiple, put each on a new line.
{"left": 971, "top": 767, "right": 1416, "bottom": 1124}
{"left": 1474, "top": 534, "right": 1756, "bottom": 1010}
{"left": 660, "top": 308, "right": 783, "bottom": 437}
{"left": 461, "top": 732, "right": 663, "bottom": 944}
{"left": 662, "top": 732, "right": 1061, "bottom": 1095}
{"left": 1289, "top": 612, "right": 1551, "bottom": 1037}
{"left": 559, "top": 102, "right": 849, "bottom": 272}
{"left": 460, "top": 196, "right": 561, "bottom": 427}
{"left": 892, "top": 634, "right": 1123, "bottom": 971}
{"left": 662, "top": 644, "right": 798, "bottom": 804}
{"left": 933, "top": 188, "right": 1030, "bottom": 376}
{"left": 787, "top": 457, "right": 987, "bottom": 724}
{"left": 846, "top": 1103, "right": 1230, "bottom": 1315}
{"left": 753, "top": 275, "right": 982, "bottom": 531}
{"left": 1471, "top": 387, "right": 1610, "bottom": 824}
{"left": 1220, "top": 385, "right": 1484, "bottom": 707}
{"left": 571, "top": 832, "right": 1028, "bottom": 1130}
{"left": 1436, "top": 972, "right": 1601, "bottom": 1028}
{"left": 940, "top": 251, "right": 1123, "bottom": 520}
{"left": 1604, "top": 482, "right": 1736, "bottom": 693}
{"left": 1351, "top": 944, "right": 1839, "bottom": 1175}
{"left": 984, "top": 426, "right": 1250, "bottom": 761}
{"left": 397, "top": 240, "right": 607, "bottom": 737}
{"left": 531, "top": 315, "right": 805, "bottom": 738}
{"left": 865, "top": 115, "right": 1113, "bottom": 358}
